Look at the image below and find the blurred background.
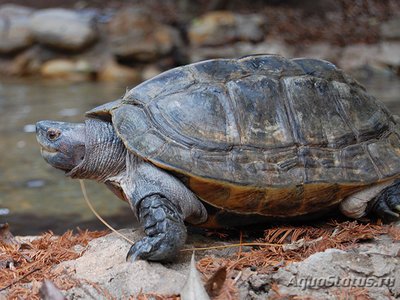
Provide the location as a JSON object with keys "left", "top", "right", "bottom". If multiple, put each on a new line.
{"left": 0, "top": 0, "right": 399, "bottom": 235}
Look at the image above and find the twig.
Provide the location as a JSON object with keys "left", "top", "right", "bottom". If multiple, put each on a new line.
{"left": 0, "top": 267, "right": 40, "bottom": 291}
{"left": 79, "top": 180, "right": 135, "bottom": 245}
{"left": 181, "top": 242, "right": 283, "bottom": 252}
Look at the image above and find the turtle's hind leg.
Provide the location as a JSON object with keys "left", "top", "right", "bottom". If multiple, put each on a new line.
{"left": 126, "top": 194, "right": 187, "bottom": 261}
{"left": 369, "top": 180, "right": 400, "bottom": 222}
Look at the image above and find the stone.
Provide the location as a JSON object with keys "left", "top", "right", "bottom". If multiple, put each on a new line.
{"left": 188, "top": 11, "right": 266, "bottom": 47}
{"left": 6, "top": 45, "right": 56, "bottom": 76}
{"left": 0, "top": 4, "right": 33, "bottom": 17}
{"left": 108, "top": 8, "right": 181, "bottom": 62}
{"left": 97, "top": 59, "right": 141, "bottom": 83}
{"left": 272, "top": 242, "right": 400, "bottom": 300}
{"left": 30, "top": 8, "right": 98, "bottom": 51}
{"left": 189, "top": 39, "right": 294, "bottom": 63}
{"left": 142, "top": 65, "right": 162, "bottom": 81}
{"left": 40, "top": 59, "right": 93, "bottom": 81}
{"left": 376, "top": 42, "right": 400, "bottom": 68}
{"left": 58, "top": 229, "right": 191, "bottom": 298}
{"left": 0, "top": 5, "right": 34, "bottom": 54}
{"left": 295, "top": 42, "right": 342, "bottom": 65}
{"left": 339, "top": 44, "right": 381, "bottom": 71}
{"left": 381, "top": 18, "right": 400, "bottom": 40}
{"left": 340, "top": 42, "right": 400, "bottom": 72}
{"left": 236, "top": 39, "right": 294, "bottom": 58}
{"left": 189, "top": 45, "right": 238, "bottom": 63}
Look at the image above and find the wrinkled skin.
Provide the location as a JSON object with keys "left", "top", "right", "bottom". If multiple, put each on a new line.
{"left": 36, "top": 119, "right": 400, "bottom": 262}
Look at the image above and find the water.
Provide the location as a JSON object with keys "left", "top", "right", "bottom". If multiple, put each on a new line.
{"left": 0, "top": 79, "right": 135, "bottom": 234}
{"left": 0, "top": 74, "right": 400, "bottom": 235}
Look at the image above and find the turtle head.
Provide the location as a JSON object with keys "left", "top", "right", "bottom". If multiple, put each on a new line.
{"left": 36, "top": 120, "right": 86, "bottom": 172}
{"left": 36, "top": 118, "right": 126, "bottom": 181}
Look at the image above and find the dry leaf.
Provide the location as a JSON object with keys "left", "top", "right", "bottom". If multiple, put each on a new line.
{"left": 204, "top": 266, "right": 227, "bottom": 297}
{"left": 181, "top": 253, "right": 210, "bottom": 300}
{"left": 0, "top": 223, "right": 19, "bottom": 247}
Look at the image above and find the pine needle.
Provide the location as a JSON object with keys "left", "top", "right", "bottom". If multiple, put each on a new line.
{"left": 79, "top": 180, "right": 135, "bottom": 245}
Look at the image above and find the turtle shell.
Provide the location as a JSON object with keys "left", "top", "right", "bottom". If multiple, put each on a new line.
{"left": 87, "top": 55, "right": 400, "bottom": 218}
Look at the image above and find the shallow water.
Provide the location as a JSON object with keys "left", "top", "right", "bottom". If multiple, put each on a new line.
{"left": 0, "top": 74, "right": 400, "bottom": 235}
{"left": 0, "top": 79, "right": 135, "bottom": 234}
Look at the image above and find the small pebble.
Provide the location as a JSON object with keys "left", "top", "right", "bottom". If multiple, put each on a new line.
{"left": 58, "top": 108, "right": 80, "bottom": 117}
{"left": 26, "top": 179, "right": 45, "bottom": 188}
{"left": 23, "top": 124, "right": 36, "bottom": 133}
{"left": 0, "top": 208, "right": 10, "bottom": 215}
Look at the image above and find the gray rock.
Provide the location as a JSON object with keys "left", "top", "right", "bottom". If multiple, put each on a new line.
{"left": 381, "top": 18, "right": 400, "bottom": 40}
{"left": 189, "top": 39, "right": 294, "bottom": 63}
{"left": 295, "top": 42, "right": 342, "bottom": 65}
{"left": 1, "top": 226, "right": 394, "bottom": 299}
{"left": 377, "top": 42, "right": 400, "bottom": 67}
{"left": 30, "top": 9, "right": 97, "bottom": 51}
{"left": 188, "top": 11, "right": 267, "bottom": 47}
{"left": 57, "top": 229, "right": 190, "bottom": 298}
{"left": 0, "top": 4, "right": 33, "bottom": 17}
{"left": 108, "top": 8, "right": 181, "bottom": 61}
{"left": 272, "top": 242, "right": 400, "bottom": 300}
{"left": 236, "top": 39, "right": 294, "bottom": 58}
{"left": 340, "top": 42, "right": 400, "bottom": 72}
{"left": 339, "top": 44, "right": 380, "bottom": 71}
{"left": 0, "top": 5, "right": 34, "bottom": 54}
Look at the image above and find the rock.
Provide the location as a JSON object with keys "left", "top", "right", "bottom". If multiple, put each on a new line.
{"left": 58, "top": 229, "right": 190, "bottom": 298}
{"left": 6, "top": 45, "right": 56, "bottom": 76}
{"left": 188, "top": 11, "right": 266, "bottom": 47}
{"left": 0, "top": 5, "right": 34, "bottom": 54}
{"left": 340, "top": 42, "right": 400, "bottom": 72}
{"left": 0, "top": 4, "right": 33, "bottom": 17}
{"left": 380, "top": 18, "right": 400, "bottom": 40}
{"left": 272, "top": 242, "right": 400, "bottom": 300}
{"left": 142, "top": 64, "right": 163, "bottom": 81}
{"left": 376, "top": 42, "right": 400, "bottom": 68}
{"left": 30, "top": 8, "right": 98, "bottom": 51}
{"left": 189, "top": 45, "right": 238, "bottom": 62}
{"left": 189, "top": 39, "right": 294, "bottom": 63}
{"left": 295, "top": 42, "right": 342, "bottom": 65}
{"left": 40, "top": 59, "right": 93, "bottom": 81}
{"left": 236, "top": 39, "right": 295, "bottom": 58}
{"left": 39, "top": 280, "right": 66, "bottom": 300}
{"left": 339, "top": 44, "right": 381, "bottom": 71}
{"left": 97, "top": 59, "right": 141, "bottom": 83}
{"left": 108, "top": 8, "right": 181, "bottom": 62}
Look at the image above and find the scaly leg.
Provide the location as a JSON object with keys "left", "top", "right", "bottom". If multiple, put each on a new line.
{"left": 126, "top": 194, "right": 187, "bottom": 261}
{"left": 369, "top": 180, "right": 400, "bottom": 222}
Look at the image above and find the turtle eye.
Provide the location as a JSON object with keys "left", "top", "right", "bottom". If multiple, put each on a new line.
{"left": 47, "top": 128, "right": 61, "bottom": 141}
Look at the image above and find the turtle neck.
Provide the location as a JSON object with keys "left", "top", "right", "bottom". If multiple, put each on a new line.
{"left": 67, "top": 118, "right": 127, "bottom": 182}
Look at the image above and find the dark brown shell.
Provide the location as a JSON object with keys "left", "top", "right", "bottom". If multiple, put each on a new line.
{"left": 87, "top": 55, "right": 400, "bottom": 217}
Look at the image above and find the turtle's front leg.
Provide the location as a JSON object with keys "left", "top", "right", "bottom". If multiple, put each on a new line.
{"left": 126, "top": 194, "right": 187, "bottom": 261}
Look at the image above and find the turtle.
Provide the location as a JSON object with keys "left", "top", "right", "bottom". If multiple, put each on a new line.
{"left": 36, "top": 54, "right": 400, "bottom": 262}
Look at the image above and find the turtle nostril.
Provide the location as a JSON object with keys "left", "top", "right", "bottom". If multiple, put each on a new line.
{"left": 36, "top": 121, "right": 44, "bottom": 134}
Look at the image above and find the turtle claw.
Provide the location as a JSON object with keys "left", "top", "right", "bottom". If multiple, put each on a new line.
{"left": 126, "top": 194, "right": 187, "bottom": 262}
{"left": 370, "top": 180, "right": 400, "bottom": 222}
{"left": 126, "top": 236, "right": 160, "bottom": 262}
